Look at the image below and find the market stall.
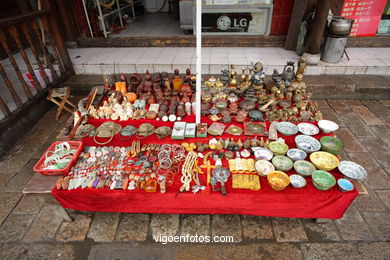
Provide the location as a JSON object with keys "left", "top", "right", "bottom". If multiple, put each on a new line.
{"left": 35, "top": 60, "right": 364, "bottom": 219}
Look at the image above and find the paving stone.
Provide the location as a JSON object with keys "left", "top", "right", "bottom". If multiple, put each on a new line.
{"left": 327, "top": 100, "right": 354, "bottom": 116}
{"left": 351, "top": 189, "right": 387, "bottom": 212}
{"left": 0, "top": 172, "right": 16, "bottom": 189}
{"left": 1, "top": 160, "right": 36, "bottom": 192}
{"left": 150, "top": 214, "right": 179, "bottom": 238}
{"left": 23, "top": 205, "right": 63, "bottom": 241}
{"left": 379, "top": 100, "right": 390, "bottom": 106}
{"left": 0, "top": 214, "right": 35, "bottom": 242}
{"left": 381, "top": 115, "right": 390, "bottom": 127}
{"left": 313, "top": 100, "right": 331, "bottom": 110}
{"left": 370, "top": 125, "right": 390, "bottom": 147}
{"left": 303, "top": 221, "right": 341, "bottom": 242}
{"left": 87, "top": 212, "right": 120, "bottom": 242}
{"left": 0, "top": 243, "right": 75, "bottom": 260}
{"left": 341, "top": 114, "right": 374, "bottom": 137}
{"left": 351, "top": 105, "right": 385, "bottom": 126}
{"left": 359, "top": 137, "right": 390, "bottom": 167}
{"left": 115, "top": 213, "right": 149, "bottom": 241}
{"left": 344, "top": 100, "right": 363, "bottom": 106}
{"left": 12, "top": 194, "right": 45, "bottom": 215}
{"left": 88, "top": 244, "right": 174, "bottom": 260}
{"left": 320, "top": 109, "right": 343, "bottom": 126}
{"left": 0, "top": 193, "right": 21, "bottom": 224}
{"left": 335, "top": 206, "right": 375, "bottom": 241}
{"left": 0, "top": 145, "right": 37, "bottom": 174}
{"left": 361, "top": 164, "right": 390, "bottom": 190}
{"left": 335, "top": 127, "right": 366, "bottom": 152}
{"left": 180, "top": 214, "right": 210, "bottom": 237}
{"left": 176, "top": 243, "right": 303, "bottom": 260}
{"left": 301, "top": 242, "right": 390, "bottom": 260}
{"left": 362, "top": 100, "right": 390, "bottom": 115}
{"left": 55, "top": 214, "right": 92, "bottom": 241}
{"left": 376, "top": 190, "right": 390, "bottom": 209}
{"left": 241, "top": 215, "right": 273, "bottom": 240}
{"left": 211, "top": 215, "right": 242, "bottom": 243}
{"left": 347, "top": 152, "right": 378, "bottom": 169}
{"left": 361, "top": 212, "right": 390, "bottom": 240}
{"left": 271, "top": 217, "right": 308, "bottom": 242}
{"left": 337, "top": 150, "right": 350, "bottom": 161}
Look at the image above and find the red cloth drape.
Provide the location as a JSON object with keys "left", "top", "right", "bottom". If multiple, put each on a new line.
{"left": 51, "top": 115, "right": 358, "bottom": 219}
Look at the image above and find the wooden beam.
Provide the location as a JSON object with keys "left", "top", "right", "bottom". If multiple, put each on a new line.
{"left": 285, "top": 0, "right": 309, "bottom": 50}
{"left": 0, "top": 9, "right": 49, "bottom": 27}
{"left": 305, "top": 0, "right": 330, "bottom": 54}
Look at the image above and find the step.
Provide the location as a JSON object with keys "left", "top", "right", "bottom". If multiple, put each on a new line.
{"left": 69, "top": 47, "right": 390, "bottom": 76}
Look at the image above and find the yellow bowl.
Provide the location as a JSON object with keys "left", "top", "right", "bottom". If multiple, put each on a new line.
{"left": 267, "top": 171, "right": 290, "bottom": 191}
{"left": 310, "top": 151, "right": 340, "bottom": 171}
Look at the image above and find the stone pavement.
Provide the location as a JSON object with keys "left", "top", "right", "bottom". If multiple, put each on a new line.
{"left": 0, "top": 100, "right": 389, "bottom": 260}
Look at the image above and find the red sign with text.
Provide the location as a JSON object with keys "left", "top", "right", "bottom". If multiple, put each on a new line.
{"left": 341, "top": 0, "right": 387, "bottom": 36}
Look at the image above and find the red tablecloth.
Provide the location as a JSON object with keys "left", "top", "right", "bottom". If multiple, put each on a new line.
{"left": 52, "top": 115, "right": 358, "bottom": 219}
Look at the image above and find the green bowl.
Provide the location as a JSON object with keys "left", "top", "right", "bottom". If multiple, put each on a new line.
{"left": 312, "top": 170, "right": 336, "bottom": 190}
{"left": 272, "top": 156, "right": 293, "bottom": 171}
{"left": 269, "top": 141, "right": 289, "bottom": 156}
{"left": 320, "top": 136, "right": 344, "bottom": 155}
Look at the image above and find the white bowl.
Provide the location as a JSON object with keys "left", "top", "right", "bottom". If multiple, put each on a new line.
{"left": 318, "top": 120, "right": 339, "bottom": 133}
{"left": 289, "top": 174, "right": 307, "bottom": 188}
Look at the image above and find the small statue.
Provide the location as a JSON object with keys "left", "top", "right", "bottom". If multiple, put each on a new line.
{"left": 221, "top": 69, "right": 229, "bottom": 86}
{"left": 251, "top": 61, "right": 265, "bottom": 86}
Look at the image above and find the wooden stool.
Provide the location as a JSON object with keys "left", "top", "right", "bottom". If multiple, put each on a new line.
{"left": 47, "top": 87, "right": 75, "bottom": 120}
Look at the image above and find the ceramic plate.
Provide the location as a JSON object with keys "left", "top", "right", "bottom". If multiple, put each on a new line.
{"left": 269, "top": 141, "right": 289, "bottom": 156}
{"left": 255, "top": 160, "right": 275, "bottom": 176}
{"left": 310, "top": 151, "right": 340, "bottom": 171}
{"left": 295, "top": 135, "right": 321, "bottom": 153}
{"left": 289, "top": 174, "right": 307, "bottom": 188}
{"left": 337, "top": 178, "right": 354, "bottom": 192}
{"left": 254, "top": 148, "right": 274, "bottom": 161}
{"left": 277, "top": 122, "right": 299, "bottom": 136}
{"left": 286, "top": 148, "right": 307, "bottom": 161}
{"left": 297, "top": 123, "right": 320, "bottom": 136}
{"left": 271, "top": 156, "right": 293, "bottom": 171}
{"left": 338, "top": 161, "right": 367, "bottom": 180}
{"left": 318, "top": 120, "right": 339, "bottom": 133}
{"left": 293, "top": 160, "right": 316, "bottom": 177}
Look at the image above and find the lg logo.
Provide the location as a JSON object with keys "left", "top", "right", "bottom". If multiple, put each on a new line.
{"left": 217, "top": 16, "right": 248, "bottom": 30}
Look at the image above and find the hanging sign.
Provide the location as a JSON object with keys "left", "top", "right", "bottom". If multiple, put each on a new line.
{"left": 340, "top": 0, "right": 388, "bottom": 36}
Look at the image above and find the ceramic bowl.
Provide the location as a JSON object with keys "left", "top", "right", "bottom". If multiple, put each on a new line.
{"left": 295, "top": 135, "right": 321, "bottom": 153}
{"left": 297, "top": 123, "right": 320, "bottom": 136}
{"left": 267, "top": 171, "right": 290, "bottom": 191}
{"left": 269, "top": 141, "right": 289, "bottom": 156}
{"left": 310, "top": 151, "right": 340, "bottom": 171}
{"left": 320, "top": 136, "right": 344, "bottom": 155}
{"left": 337, "top": 178, "right": 355, "bottom": 192}
{"left": 338, "top": 161, "right": 368, "bottom": 180}
{"left": 277, "top": 122, "right": 299, "bottom": 136}
{"left": 293, "top": 160, "right": 316, "bottom": 177}
{"left": 318, "top": 120, "right": 339, "bottom": 133}
{"left": 312, "top": 170, "right": 336, "bottom": 190}
{"left": 272, "top": 156, "right": 294, "bottom": 171}
{"left": 255, "top": 160, "right": 275, "bottom": 176}
{"left": 254, "top": 148, "right": 274, "bottom": 161}
{"left": 286, "top": 148, "right": 307, "bottom": 161}
{"left": 289, "top": 174, "right": 307, "bottom": 188}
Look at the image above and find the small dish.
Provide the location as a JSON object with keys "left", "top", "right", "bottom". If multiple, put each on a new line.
{"left": 289, "top": 174, "right": 307, "bottom": 188}
{"left": 272, "top": 156, "right": 293, "bottom": 171}
{"left": 293, "top": 160, "right": 316, "bottom": 177}
{"left": 295, "top": 135, "right": 321, "bottom": 153}
{"left": 277, "top": 122, "right": 299, "bottom": 136}
{"left": 310, "top": 151, "right": 340, "bottom": 171}
{"left": 338, "top": 161, "right": 367, "bottom": 180}
{"left": 255, "top": 160, "right": 275, "bottom": 176}
{"left": 318, "top": 120, "right": 339, "bottom": 133}
{"left": 320, "top": 136, "right": 344, "bottom": 155}
{"left": 267, "top": 171, "right": 290, "bottom": 191}
{"left": 286, "top": 148, "right": 307, "bottom": 161}
{"left": 297, "top": 123, "right": 320, "bottom": 136}
{"left": 337, "top": 178, "right": 355, "bottom": 192}
{"left": 312, "top": 170, "right": 336, "bottom": 190}
{"left": 254, "top": 148, "right": 274, "bottom": 161}
{"left": 269, "top": 141, "right": 289, "bottom": 156}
